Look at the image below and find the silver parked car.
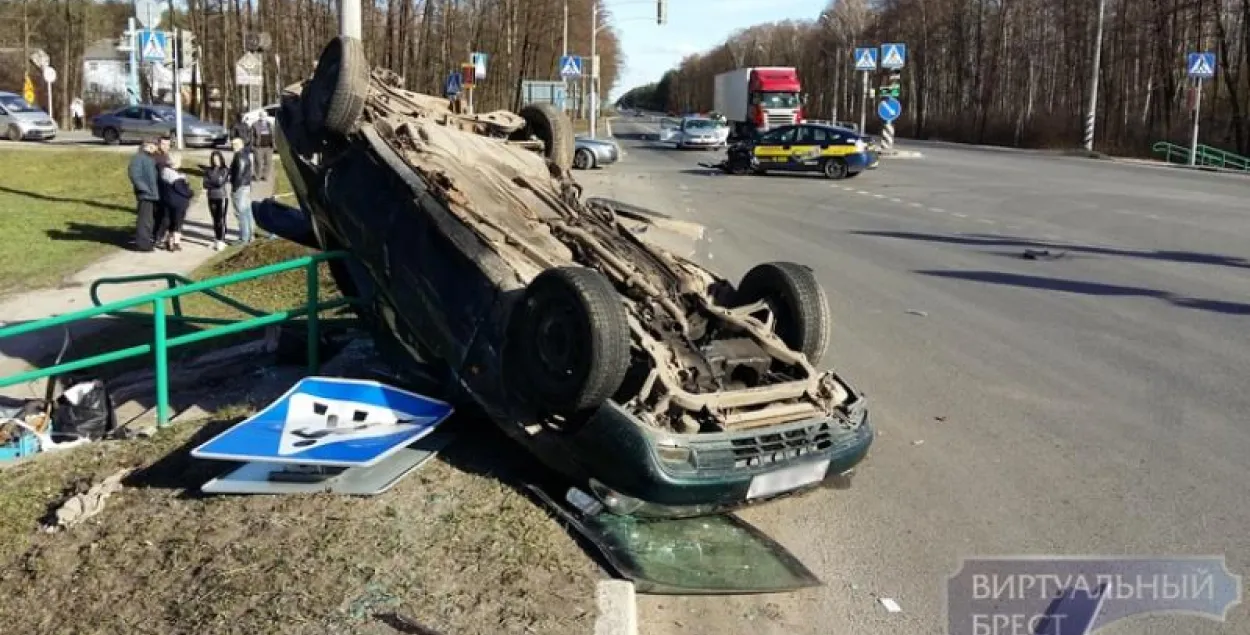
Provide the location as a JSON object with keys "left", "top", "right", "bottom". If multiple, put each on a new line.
{"left": 573, "top": 136, "right": 620, "bottom": 169}
{"left": 91, "top": 104, "right": 227, "bottom": 147}
{"left": 0, "top": 91, "right": 57, "bottom": 141}
{"left": 659, "top": 115, "right": 729, "bottom": 149}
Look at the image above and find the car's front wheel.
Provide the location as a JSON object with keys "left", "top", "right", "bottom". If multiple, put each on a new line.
{"left": 735, "top": 262, "right": 832, "bottom": 366}
{"left": 102, "top": 128, "right": 120, "bottom": 144}
{"left": 507, "top": 266, "right": 630, "bottom": 414}
{"left": 303, "top": 35, "right": 370, "bottom": 139}
{"left": 6, "top": 125, "right": 22, "bottom": 141}
{"left": 822, "top": 157, "right": 849, "bottom": 180}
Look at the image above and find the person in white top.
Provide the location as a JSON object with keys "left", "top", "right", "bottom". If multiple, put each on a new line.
{"left": 70, "top": 98, "right": 84, "bottom": 130}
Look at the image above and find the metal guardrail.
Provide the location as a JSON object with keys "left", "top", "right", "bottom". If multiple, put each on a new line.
{"left": 0, "top": 250, "right": 357, "bottom": 427}
{"left": 1151, "top": 141, "right": 1250, "bottom": 171}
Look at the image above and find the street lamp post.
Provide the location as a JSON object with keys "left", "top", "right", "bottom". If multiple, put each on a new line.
{"left": 340, "top": 0, "right": 361, "bottom": 38}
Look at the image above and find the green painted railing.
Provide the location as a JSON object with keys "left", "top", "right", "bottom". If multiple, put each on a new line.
{"left": 0, "top": 250, "right": 357, "bottom": 428}
{"left": 1152, "top": 141, "right": 1250, "bottom": 171}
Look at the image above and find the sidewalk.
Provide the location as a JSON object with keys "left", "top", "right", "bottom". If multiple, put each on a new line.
{"left": 0, "top": 176, "right": 275, "bottom": 398}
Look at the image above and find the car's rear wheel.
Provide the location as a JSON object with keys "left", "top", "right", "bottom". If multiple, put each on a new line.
{"left": 735, "top": 262, "right": 832, "bottom": 366}
{"left": 303, "top": 36, "right": 369, "bottom": 139}
{"left": 574, "top": 148, "right": 595, "bottom": 170}
{"left": 101, "top": 127, "right": 120, "bottom": 145}
{"left": 511, "top": 103, "right": 574, "bottom": 172}
{"left": 507, "top": 266, "right": 630, "bottom": 414}
{"left": 822, "top": 157, "right": 848, "bottom": 180}
{"left": 7, "top": 125, "right": 22, "bottom": 142}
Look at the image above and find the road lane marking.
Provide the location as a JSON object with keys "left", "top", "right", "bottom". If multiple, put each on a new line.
{"left": 929, "top": 208, "right": 945, "bottom": 213}
{"left": 858, "top": 191, "right": 871, "bottom": 195}
{"left": 953, "top": 213, "right": 968, "bottom": 218}
{"left": 890, "top": 198, "right": 903, "bottom": 203}
{"left": 909, "top": 202, "right": 923, "bottom": 208}
{"left": 977, "top": 219, "right": 994, "bottom": 224}
{"left": 874, "top": 194, "right": 886, "bottom": 199}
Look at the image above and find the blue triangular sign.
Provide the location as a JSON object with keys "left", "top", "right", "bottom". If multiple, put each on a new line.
{"left": 856, "top": 50, "right": 875, "bottom": 69}
{"left": 561, "top": 56, "right": 581, "bottom": 77}
{"left": 1190, "top": 56, "right": 1213, "bottom": 76}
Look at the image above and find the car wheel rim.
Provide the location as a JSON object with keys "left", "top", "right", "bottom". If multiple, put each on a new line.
{"left": 825, "top": 161, "right": 846, "bottom": 178}
{"left": 534, "top": 306, "right": 578, "bottom": 382}
{"left": 575, "top": 151, "right": 591, "bottom": 169}
{"left": 7, "top": 126, "right": 19, "bottom": 141}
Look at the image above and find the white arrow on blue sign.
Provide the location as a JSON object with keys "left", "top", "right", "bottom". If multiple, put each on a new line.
{"left": 881, "top": 43, "right": 907, "bottom": 69}
{"left": 878, "top": 96, "right": 902, "bottom": 122}
{"left": 559, "top": 55, "right": 583, "bottom": 78}
{"left": 191, "top": 377, "right": 455, "bottom": 468}
{"left": 854, "top": 47, "right": 878, "bottom": 71}
{"left": 1187, "top": 52, "right": 1216, "bottom": 78}
{"left": 139, "top": 29, "right": 167, "bottom": 62}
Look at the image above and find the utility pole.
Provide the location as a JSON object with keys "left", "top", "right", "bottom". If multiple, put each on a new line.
{"left": 173, "top": 28, "right": 184, "bottom": 149}
{"left": 1083, "top": 0, "right": 1106, "bottom": 152}
{"left": 127, "top": 18, "right": 140, "bottom": 105}
{"left": 340, "top": 0, "right": 361, "bottom": 38}
{"left": 590, "top": 1, "right": 598, "bottom": 138}
{"left": 562, "top": 0, "right": 568, "bottom": 57}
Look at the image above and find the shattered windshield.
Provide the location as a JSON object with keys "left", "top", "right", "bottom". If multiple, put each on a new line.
{"left": 684, "top": 119, "right": 717, "bottom": 130}
{"left": 753, "top": 92, "right": 801, "bottom": 109}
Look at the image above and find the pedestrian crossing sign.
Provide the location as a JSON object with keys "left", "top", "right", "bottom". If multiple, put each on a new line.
{"left": 560, "top": 55, "right": 583, "bottom": 78}
{"left": 140, "top": 29, "right": 167, "bottom": 62}
{"left": 854, "top": 48, "right": 878, "bottom": 71}
{"left": 1187, "top": 52, "right": 1215, "bottom": 78}
{"left": 881, "top": 43, "right": 906, "bottom": 69}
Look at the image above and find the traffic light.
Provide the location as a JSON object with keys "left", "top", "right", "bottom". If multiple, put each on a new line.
{"left": 657, "top": 0, "right": 667, "bottom": 25}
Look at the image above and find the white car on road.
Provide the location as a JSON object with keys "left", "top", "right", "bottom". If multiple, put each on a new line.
{"left": 659, "top": 115, "right": 730, "bottom": 149}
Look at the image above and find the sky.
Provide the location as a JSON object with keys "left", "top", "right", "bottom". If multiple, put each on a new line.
{"left": 604, "top": 0, "right": 827, "bottom": 100}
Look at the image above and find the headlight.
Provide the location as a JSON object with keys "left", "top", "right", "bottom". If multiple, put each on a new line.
{"left": 855, "top": 139, "right": 867, "bottom": 152}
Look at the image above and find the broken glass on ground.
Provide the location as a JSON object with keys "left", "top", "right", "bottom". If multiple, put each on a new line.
{"left": 528, "top": 484, "right": 822, "bottom": 595}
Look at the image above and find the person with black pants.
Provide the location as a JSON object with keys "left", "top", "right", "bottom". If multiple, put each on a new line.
{"left": 202, "top": 151, "right": 230, "bottom": 251}
{"left": 126, "top": 140, "right": 160, "bottom": 252}
{"left": 157, "top": 152, "right": 194, "bottom": 251}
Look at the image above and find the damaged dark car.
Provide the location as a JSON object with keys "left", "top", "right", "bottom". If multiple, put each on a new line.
{"left": 266, "top": 37, "right": 874, "bottom": 519}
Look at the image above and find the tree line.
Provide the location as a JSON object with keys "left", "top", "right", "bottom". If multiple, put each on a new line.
{"left": 620, "top": 0, "right": 1250, "bottom": 156}
{"left": 0, "top": 0, "right": 622, "bottom": 125}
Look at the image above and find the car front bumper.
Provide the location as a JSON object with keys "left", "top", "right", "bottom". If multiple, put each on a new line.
{"left": 564, "top": 396, "right": 874, "bottom": 518}
{"left": 16, "top": 125, "right": 57, "bottom": 140}
{"left": 185, "top": 133, "right": 227, "bottom": 147}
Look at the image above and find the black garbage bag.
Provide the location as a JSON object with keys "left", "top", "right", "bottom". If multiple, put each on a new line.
{"left": 51, "top": 380, "right": 117, "bottom": 440}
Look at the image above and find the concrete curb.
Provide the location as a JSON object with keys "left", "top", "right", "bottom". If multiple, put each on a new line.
{"left": 593, "top": 580, "right": 638, "bottom": 635}
{"left": 881, "top": 149, "right": 925, "bottom": 159}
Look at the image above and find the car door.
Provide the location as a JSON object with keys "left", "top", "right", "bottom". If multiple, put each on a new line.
{"left": 658, "top": 118, "right": 680, "bottom": 143}
{"left": 114, "top": 107, "right": 147, "bottom": 141}
{"left": 793, "top": 126, "right": 833, "bottom": 171}
{"left": 752, "top": 126, "right": 799, "bottom": 169}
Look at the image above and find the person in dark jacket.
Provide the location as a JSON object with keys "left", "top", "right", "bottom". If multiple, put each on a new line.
{"left": 202, "top": 151, "right": 231, "bottom": 251}
{"left": 250, "top": 112, "right": 275, "bottom": 181}
{"left": 229, "top": 137, "right": 255, "bottom": 244}
{"left": 230, "top": 112, "right": 253, "bottom": 148}
{"left": 157, "top": 152, "right": 194, "bottom": 252}
{"left": 126, "top": 139, "right": 160, "bottom": 252}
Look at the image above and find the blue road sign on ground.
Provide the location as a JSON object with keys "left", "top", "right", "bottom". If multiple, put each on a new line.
{"left": 881, "top": 43, "right": 907, "bottom": 69}
{"left": 1187, "top": 52, "right": 1216, "bottom": 78}
{"left": 139, "top": 29, "right": 167, "bottom": 62}
{"left": 444, "top": 71, "right": 462, "bottom": 96}
{"left": 191, "top": 377, "right": 454, "bottom": 468}
{"left": 878, "top": 97, "right": 902, "bottom": 122}
{"left": 560, "top": 55, "right": 583, "bottom": 78}
{"left": 854, "top": 48, "right": 878, "bottom": 71}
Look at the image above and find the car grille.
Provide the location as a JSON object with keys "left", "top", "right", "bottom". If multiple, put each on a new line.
{"left": 766, "top": 113, "right": 795, "bottom": 128}
{"left": 688, "top": 417, "right": 855, "bottom": 475}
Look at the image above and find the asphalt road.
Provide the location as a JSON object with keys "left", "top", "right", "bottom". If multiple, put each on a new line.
{"left": 579, "top": 118, "right": 1250, "bottom": 635}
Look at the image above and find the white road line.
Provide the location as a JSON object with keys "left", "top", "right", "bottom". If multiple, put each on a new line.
{"left": 890, "top": 198, "right": 903, "bottom": 203}
{"left": 929, "top": 208, "right": 945, "bottom": 213}
{"left": 953, "top": 213, "right": 968, "bottom": 218}
{"left": 909, "top": 202, "right": 923, "bottom": 208}
{"left": 858, "top": 191, "right": 871, "bottom": 195}
{"left": 977, "top": 218, "right": 995, "bottom": 224}
{"left": 873, "top": 194, "right": 886, "bottom": 199}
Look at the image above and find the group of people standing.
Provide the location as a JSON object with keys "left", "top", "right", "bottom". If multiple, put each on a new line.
{"left": 126, "top": 110, "right": 278, "bottom": 253}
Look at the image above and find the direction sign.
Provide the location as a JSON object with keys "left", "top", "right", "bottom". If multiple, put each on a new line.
{"left": 191, "top": 377, "right": 455, "bottom": 468}
{"left": 854, "top": 47, "right": 878, "bottom": 71}
{"left": 444, "top": 71, "right": 462, "bottom": 96}
{"left": 878, "top": 96, "right": 902, "bottom": 122}
{"left": 139, "top": 29, "right": 167, "bottom": 62}
{"left": 471, "top": 52, "right": 488, "bottom": 80}
{"left": 559, "top": 55, "right": 583, "bottom": 78}
{"left": 1187, "top": 52, "right": 1216, "bottom": 78}
{"left": 881, "top": 43, "right": 907, "bottom": 69}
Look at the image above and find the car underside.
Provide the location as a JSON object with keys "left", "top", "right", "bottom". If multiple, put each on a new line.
{"left": 272, "top": 37, "right": 873, "bottom": 516}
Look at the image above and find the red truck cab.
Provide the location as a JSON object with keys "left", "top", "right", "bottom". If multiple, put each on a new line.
{"left": 748, "top": 68, "right": 804, "bottom": 131}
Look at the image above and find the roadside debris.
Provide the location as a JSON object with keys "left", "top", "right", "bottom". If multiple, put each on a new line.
{"left": 43, "top": 467, "right": 132, "bottom": 532}
{"left": 879, "top": 597, "right": 903, "bottom": 613}
{"left": 905, "top": 309, "right": 929, "bottom": 317}
{"left": 912, "top": 439, "right": 925, "bottom": 446}
{"left": 1021, "top": 249, "right": 1067, "bottom": 261}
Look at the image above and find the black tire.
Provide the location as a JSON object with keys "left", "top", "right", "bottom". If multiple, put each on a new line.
{"left": 822, "top": 157, "right": 848, "bottom": 180}
{"left": 102, "top": 128, "right": 120, "bottom": 145}
{"left": 512, "top": 103, "right": 574, "bottom": 171}
{"left": 6, "top": 125, "right": 22, "bottom": 141}
{"left": 735, "top": 262, "right": 832, "bottom": 366}
{"left": 303, "top": 36, "right": 369, "bottom": 138}
{"left": 573, "top": 148, "right": 595, "bottom": 170}
{"left": 507, "top": 266, "right": 630, "bottom": 414}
